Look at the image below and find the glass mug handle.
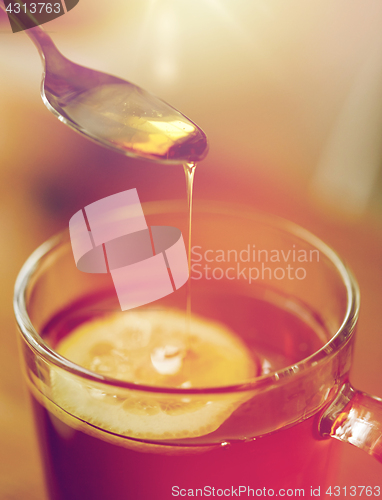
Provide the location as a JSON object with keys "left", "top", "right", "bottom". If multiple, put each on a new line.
{"left": 320, "top": 383, "right": 382, "bottom": 463}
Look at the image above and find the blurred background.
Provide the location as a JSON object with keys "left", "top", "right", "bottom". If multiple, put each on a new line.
{"left": 1, "top": 0, "right": 382, "bottom": 497}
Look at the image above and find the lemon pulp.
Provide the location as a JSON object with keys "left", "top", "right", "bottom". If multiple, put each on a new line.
{"left": 52, "top": 309, "right": 256, "bottom": 441}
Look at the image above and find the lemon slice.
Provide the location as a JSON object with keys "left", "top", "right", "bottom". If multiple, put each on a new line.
{"left": 51, "top": 309, "right": 256, "bottom": 441}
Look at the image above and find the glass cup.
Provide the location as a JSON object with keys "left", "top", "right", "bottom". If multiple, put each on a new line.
{"left": 14, "top": 201, "right": 382, "bottom": 500}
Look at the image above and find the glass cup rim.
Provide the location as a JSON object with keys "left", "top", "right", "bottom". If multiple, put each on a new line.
{"left": 14, "top": 200, "right": 360, "bottom": 395}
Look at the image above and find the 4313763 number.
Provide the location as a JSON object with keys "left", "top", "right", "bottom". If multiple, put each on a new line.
{"left": 5, "top": 2, "right": 62, "bottom": 14}
{"left": 326, "top": 486, "right": 381, "bottom": 497}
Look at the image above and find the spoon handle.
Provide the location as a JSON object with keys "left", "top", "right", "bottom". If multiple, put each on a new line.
{"left": 0, "top": 1, "right": 63, "bottom": 64}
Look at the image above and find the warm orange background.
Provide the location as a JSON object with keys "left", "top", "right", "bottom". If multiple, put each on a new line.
{"left": 0, "top": 1, "right": 381, "bottom": 497}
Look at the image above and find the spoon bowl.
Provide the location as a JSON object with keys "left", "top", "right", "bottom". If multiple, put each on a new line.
{"left": 0, "top": 5, "right": 208, "bottom": 164}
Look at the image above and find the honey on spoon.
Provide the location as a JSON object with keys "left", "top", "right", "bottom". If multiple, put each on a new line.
{"left": 0, "top": 3, "right": 209, "bottom": 164}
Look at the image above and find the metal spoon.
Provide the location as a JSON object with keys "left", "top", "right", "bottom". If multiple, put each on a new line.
{"left": 0, "top": 4, "right": 208, "bottom": 164}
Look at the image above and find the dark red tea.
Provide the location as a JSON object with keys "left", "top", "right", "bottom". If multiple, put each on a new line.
{"left": 30, "top": 290, "right": 339, "bottom": 500}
